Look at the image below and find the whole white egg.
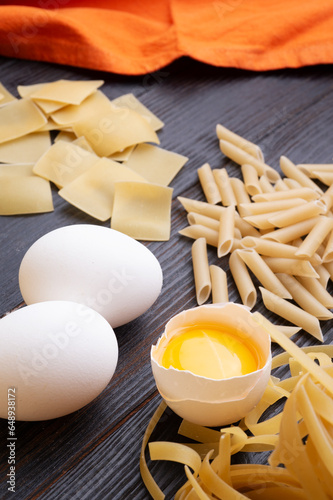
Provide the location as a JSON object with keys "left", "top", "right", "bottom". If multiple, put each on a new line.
{"left": 18, "top": 225, "right": 163, "bottom": 328}
{"left": 0, "top": 301, "right": 118, "bottom": 421}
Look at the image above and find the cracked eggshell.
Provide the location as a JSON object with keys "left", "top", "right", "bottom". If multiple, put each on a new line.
{"left": 151, "top": 303, "right": 272, "bottom": 427}
{"left": 0, "top": 301, "right": 118, "bottom": 421}
{"left": 18, "top": 224, "right": 163, "bottom": 328}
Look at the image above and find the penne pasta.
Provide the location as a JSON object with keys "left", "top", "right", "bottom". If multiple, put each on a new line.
{"left": 258, "top": 175, "right": 275, "bottom": 193}
{"left": 218, "top": 205, "right": 235, "bottom": 257}
{"left": 234, "top": 216, "right": 261, "bottom": 238}
{"left": 262, "top": 257, "right": 319, "bottom": 278}
{"left": 239, "top": 198, "right": 306, "bottom": 216}
{"left": 313, "top": 171, "right": 333, "bottom": 186}
{"left": 179, "top": 225, "right": 219, "bottom": 247}
{"left": 297, "top": 163, "right": 333, "bottom": 177}
{"left": 229, "top": 250, "right": 257, "bottom": 309}
{"left": 216, "top": 124, "right": 264, "bottom": 161}
{"left": 259, "top": 287, "right": 323, "bottom": 341}
{"left": 177, "top": 196, "right": 224, "bottom": 220}
{"left": 323, "top": 261, "right": 333, "bottom": 281}
{"left": 296, "top": 276, "right": 333, "bottom": 309}
{"left": 191, "top": 238, "right": 211, "bottom": 305}
{"left": 261, "top": 217, "right": 320, "bottom": 244}
{"left": 197, "top": 162, "right": 221, "bottom": 205}
{"left": 275, "top": 325, "right": 301, "bottom": 338}
{"left": 274, "top": 179, "right": 289, "bottom": 191}
{"left": 319, "top": 183, "right": 333, "bottom": 211}
{"left": 241, "top": 236, "right": 322, "bottom": 265}
{"left": 237, "top": 249, "right": 292, "bottom": 299}
{"left": 230, "top": 177, "right": 251, "bottom": 206}
{"left": 295, "top": 216, "right": 333, "bottom": 258}
{"left": 241, "top": 163, "right": 262, "bottom": 196}
{"left": 243, "top": 212, "right": 284, "bottom": 230}
{"left": 219, "top": 139, "right": 280, "bottom": 182}
{"left": 276, "top": 273, "right": 333, "bottom": 320}
{"left": 268, "top": 200, "right": 326, "bottom": 228}
{"left": 252, "top": 187, "right": 320, "bottom": 203}
{"left": 314, "top": 264, "right": 331, "bottom": 288}
{"left": 322, "top": 227, "right": 333, "bottom": 262}
{"left": 209, "top": 265, "right": 229, "bottom": 304}
{"left": 280, "top": 156, "right": 323, "bottom": 194}
{"left": 283, "top": 178, "right": 302, "bottom": 189}
{"left": 212, "top": 168, "right": 237, "bottom": 206}
{"left": 187, "top": 212, "right": 219, "bottom": 232}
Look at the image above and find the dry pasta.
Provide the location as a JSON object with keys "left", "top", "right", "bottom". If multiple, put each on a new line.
{"left": 262, "top": 256, "right": 319, "bottom": 278}
{"left": 179, "top": 225, "right": 219, "bottom": 247}
{"left": 241, "top": 163, "right": 262, "bottom": 196}
{"left": 209, "top": 265, "right": 228, "bottom": 303}
{"left": 191, "top": 238, "right": 211, "bottom": 305}
{"left": 252, "top": 187, "right": 319, "bottom": 203}
{"left": 217, "top": 206, "right": 235, "bottom": 257}
{"left": 229, "top": 251, "right": 257, "bottom": 309}
{"left": 216, "top": 124, "right": 264, "bottom": 161}
{"left": 280, "top": 155, "right": 323, "bottom": 194}
{"left": 197, "top": 163, "right": 221, "bottom": 205}
{"left": 295, "top": 216, "right": 333, "bottom": 258}
{"left": 212, "top": 168, "right": 237, "bottom": 206}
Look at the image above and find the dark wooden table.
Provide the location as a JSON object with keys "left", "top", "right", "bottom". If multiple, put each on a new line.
{"left": 0, "top": 55, "right": 332, "bottom": 499}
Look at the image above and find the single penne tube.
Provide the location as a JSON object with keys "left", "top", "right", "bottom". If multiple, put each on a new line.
{"left": 274, "top": 179, "right": 289, "bottom": 191}
{"left": 187, "top": 212, "right": 219, "bottom": 232}
{"left": 230, "top": 238, "right": 243, "bottom": 252}
{"left": 322, "top": 227, "right": 333, "bottom": 262}
{"left": 323, "top": 261, "right": 333, "bottom": 281}
{"left": 258, "top": 175, "right": 275, "bottom": 193}
{"left": 179, "top": 225, "right": 218, "bottom": 247}
{"left": 252, "top": 187, "right": 320, "bottom": 203}
{"left": 218, "top": 205, "right": 235, "bottom": 257}
{"left": 191, "top": 238, "right": 211, "bottom": 305}
{"left": 212, "top": 168, "right": 237, "bottom": 206}
{"left": 197, "top": 162, "right": 221, "bottom": 205}
{"left": 276, "top": 273, "right": 333, "bottom": 320}
{"left": 177, "top": 196, "right": 224, "bottom": 220}
{"left": 241, "top": 236, "right": 322, "bottom": 265}
{"left": 262, "top": 257, "right": 319, "bottom": 278}
{"left": 219, "top": 139, "right": 280, "bottom": 182}
{"left": 314, "top": 264, "right": 331, "bottom": 288}
{"left": 234, "top": 216, "right": 261, "bottom": 238}
{"left": 280, "top": 156, "right": 323, "bottom": 194}
{"left": 216, "top": 124, "right": 264, "bottom": 161}
{"left": 259, "top": 287, "right": 323, "bottom": 341}
{"left": 319, "top": 183, "right": 333, "bottom": 211}
{"left": 295, "top": 216, "right": 333, "bottom": 258}
{"left": 239, "top": 198, "right": 306, "bottom": 216}
{"left": 283, "top": 178, "right": 302, "bottom": 189}
{"left": 234, "top": 227, "right": 242, "bottom": 240}
{"left": 296, "top": 276, "right": 333, "bottom": 308}
{"left": 313, "top": 171, "right": 333, "bottom": 186}
{"left": 230, "top": 177, "right": 251, "bottom": 206}
{"left": 209, "top": 265, "right": 228, "bottom": 303}
{"left": 241, "top": 163, "right": 262, "bottom": 196}
{"left": 268, "top": 200, "right": 326, "bottom": 228}
{"left": 261, "top": 217, "right": 320, "bottom": 244}
{"left": 297, "top": 164, "right": 333, "bottom": 176}
{"left": 243, "top": 212, "right": 283, "bottom": 230}
{"left": 237, "top": 249, "right": 292, "bottom": 299}
{"left": 229, "top": 250, "right": 257, "bottom": 309}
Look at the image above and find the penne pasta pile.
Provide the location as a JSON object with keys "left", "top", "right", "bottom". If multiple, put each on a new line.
{"left": 140, "top": 316, "right": 333, "bottom": 499}
{"left": 179, "top": 124, "right": 333, "bottom": 342}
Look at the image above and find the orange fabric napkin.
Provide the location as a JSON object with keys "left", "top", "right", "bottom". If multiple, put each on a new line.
{"left": 0, "top": 1, "right": 332, "bottom": 75}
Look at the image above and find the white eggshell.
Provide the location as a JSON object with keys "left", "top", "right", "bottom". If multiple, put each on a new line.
{"left": 151, "top": 303, "right": 272, "bottom": 427}
{"left": 0, "top": 301, "right": 118, "bottom": 421}
{"left": 19, "top": 225, "right": 163, "bottom": 328}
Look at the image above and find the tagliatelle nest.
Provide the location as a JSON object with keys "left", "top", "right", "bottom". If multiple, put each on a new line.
{"left": 140, "top": 315, "right": 333, "bottom": 500}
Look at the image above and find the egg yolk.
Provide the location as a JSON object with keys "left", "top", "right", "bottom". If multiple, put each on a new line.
{"left": 161, "top": 326, "right": 259, "bottom": 379}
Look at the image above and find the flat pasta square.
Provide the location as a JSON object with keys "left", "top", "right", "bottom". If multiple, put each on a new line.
{"left": 29, "top": 79, "right": 104, "bottom": 105}
{"left": 0, "top": 131, "right": 51, "bottom": 163}
{"left": 111, "top": 93, "right": 164, "bottom": 131}
{"left": 73, "top": 106, "right": 159, "bottom": 156}
{"left": 124, "top": 143, "right": 188, "bottom": 186}
{"left": 33, "top": 140, "right": 99, "bottom": 188}
{"left": 0, "top": 82, "right": 17, "bottom": 105}
{"left": 0, "top": 98, "right": 47, "bottom": 144}
{"left": 58, "top": 158, "right": 147, "bottom": 221}
{"left": 51, "top": 90, "right": 113, "bottom": 126}
{"left": 111, "top": 181, "right": 173, "bottom": 241}
{"left": 0, "top": 164, "right": 53, "bottom": 215}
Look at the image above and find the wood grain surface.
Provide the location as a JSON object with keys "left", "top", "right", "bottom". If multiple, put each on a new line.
{"left": 0, "top": 55, "right": 332, "bottom": 499}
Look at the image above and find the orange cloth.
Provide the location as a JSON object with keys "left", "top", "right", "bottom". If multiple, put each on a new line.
{"left": 0, "top": 1, "right": 333, "bottom": 75}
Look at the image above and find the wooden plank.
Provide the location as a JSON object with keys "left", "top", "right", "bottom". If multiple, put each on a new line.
{"left": 0, "top": 56, "right": 332, "bottom": 499}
